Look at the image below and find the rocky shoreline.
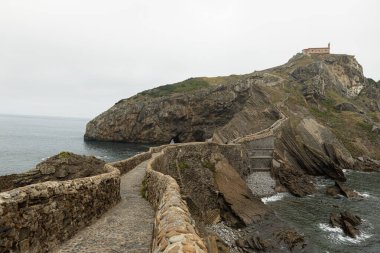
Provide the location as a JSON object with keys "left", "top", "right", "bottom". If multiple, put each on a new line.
{"left": 1, "top": 52, "right": 379, "bottom": 252}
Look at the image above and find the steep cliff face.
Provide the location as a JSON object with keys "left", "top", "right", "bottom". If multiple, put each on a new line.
{"left": 289, "top": 54, "right": 367, "bottom": 99}
{"left": 85, "top": 53, "right": 379, "bottom": 159}
{"left": 85, "top": 77, "right": 277, "bottom": 144}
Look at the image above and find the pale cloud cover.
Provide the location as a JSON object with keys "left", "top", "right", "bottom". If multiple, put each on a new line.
{"left": 0, "top": 0, "right": 379, "bottom": 118}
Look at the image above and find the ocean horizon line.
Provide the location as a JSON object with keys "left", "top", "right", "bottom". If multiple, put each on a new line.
{"left": 0, "top": 113, "right": 91, "bottom": 121}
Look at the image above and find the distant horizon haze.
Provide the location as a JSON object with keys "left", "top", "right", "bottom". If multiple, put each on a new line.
{"left": 1, "top": 0, "right": 379, "bottom": 118}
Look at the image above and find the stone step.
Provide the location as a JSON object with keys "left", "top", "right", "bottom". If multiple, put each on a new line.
{"left": 244, "top": 136, "right": 275, "bottom": 149}
{"left": 249, "top": 150, "right": 273, "bottom": 157}
{"left": 250, "top": 156, "right": 273, "bottom": 159}
{"left": 251, "top": 158, "right": 272, "bottom": 168}
{"left": 251, "top": 168, "right": 271, "bottom": 172}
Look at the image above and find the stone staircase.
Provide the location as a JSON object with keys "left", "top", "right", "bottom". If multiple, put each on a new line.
{"left": 240, "top": 135, "right": 276, "bottom": 197}
{"left": 245, "top": 136, "right": 274, "bottom": 172}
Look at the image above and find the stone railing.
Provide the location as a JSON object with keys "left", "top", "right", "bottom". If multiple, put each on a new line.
{"left": 110, "top": 151, "right": 152, "bottom": 174}
{"left": 0, "top": 164, "right": 120, "bottom": 253}
{"left": 232, "top": 105, "right": 288, "bottom": 144}
{"left": 145, "top": 150, "right": 207, "bottom": 253}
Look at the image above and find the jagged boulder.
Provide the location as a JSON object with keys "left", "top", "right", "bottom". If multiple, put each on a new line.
{"left": 273, "top": 121, "right": 348, "bottom": 196}
{"left": 275, "top": 164, "right": 316, "bottom": 197}
{"left": 329, "top": 211, "right": 362, "bottom": 238}
{"left": 326, "top": 181, "right": 358, "bottom": 198}
{"left": 36, "top": 152, "right": 106, "bottom": 180}
{"left": 0, "top": 152, "right": 106, "bottom": 192}
{"left": 355, "top": 156, "right": 380, "bottom": 172}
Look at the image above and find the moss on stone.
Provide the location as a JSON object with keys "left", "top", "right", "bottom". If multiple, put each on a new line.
{"left": 140, "top": 178, "right": 147, "bottom": 199}
{"left": 177, "top": 161, "right": 189, "bottom": 170}
{"left": 201, "top": 160, "right": 216, "bottom": 172}
{"left": 58, "top": 151, "right": 72, "bottom": 159}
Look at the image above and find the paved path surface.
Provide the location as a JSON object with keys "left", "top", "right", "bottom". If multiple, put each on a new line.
{"left": 56, "top": 160, "right": 154, "bottom": 253}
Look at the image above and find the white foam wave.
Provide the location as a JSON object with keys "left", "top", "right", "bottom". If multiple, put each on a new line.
{"left": 318, "top": 223, "right": 372, "bottom": 244}
{"left": 354, "top": 191, "right": 375, "bottom": 199}
{"left": 95, "top": 155, "right": 108, "bottom": 159}
{"left": 261, "top": 192, "right": 289, "bottom": 204}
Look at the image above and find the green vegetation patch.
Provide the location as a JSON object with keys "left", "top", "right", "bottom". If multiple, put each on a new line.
{"left": 201, "top": 159, "right": 216, "bottom": 172}
{"left": 140, "top": 178, "right": 147, "bottom": 199}
{"left": 177, "top": 161, "right": 190, "bottom": 170}
{"left": 58, "top": 151, "right": 72, "bottom": 159}
{"left": 140, "top": 78, "right": 210, "bottom": 97}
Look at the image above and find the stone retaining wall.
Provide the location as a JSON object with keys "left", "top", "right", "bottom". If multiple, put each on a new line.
{"left": 111, "top": 151, "right": 152, "bottom": 174}
{"left": 0, "top": 164, "right": 120, "bottom": 253}
{"left": 151, "top": 142, "right": 250, "bottom": 184}
{"left": 145, "top": 151, "right": 207, "bottom": 253}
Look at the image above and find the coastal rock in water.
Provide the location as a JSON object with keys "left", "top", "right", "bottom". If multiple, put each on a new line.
{"left": 326, "top": 181, "right": 358, "bottom": 198}
{"left": 329, "top": 211, "right": 362, "bottom": 238}
{"left": 0, "top": 152, "right": 105, "bottom": 192}
{"left": 329, "top": 213, "right": 342, "bottom": 227}
{"left": 276, "top": 164, "right": 316, "bottom": 197}
{"left": 341, "top": 211, "right": 362, "bottom": 226}
{"left": 274, "top": 229, "right": 306, "bottom": 251}
{"left": 335, "top": 181, "right": 359, "bottom": 198}
{"left": 35, "top": 152, "right": 105, "bottom": 180}
{"left": 343, "top": 220, "right": 360, "bottom": 238}
{"left": 273, "top": 120, "right": 350, "bottom": 196}
{"left": 236, "top": 235, "right": 269, "bottom": 252}
{"left": 355, "top": 156, "right": 380, "bottom": 172}
{"left": 326, "top": 186, "right": 341, "bottom": 198}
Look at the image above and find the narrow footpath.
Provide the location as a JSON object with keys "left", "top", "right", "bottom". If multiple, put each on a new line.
{"left": 56, "top": 160, "right": 154, "bottom": 253}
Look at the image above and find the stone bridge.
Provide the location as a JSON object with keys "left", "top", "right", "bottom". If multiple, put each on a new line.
{"left": 0, "top": 101, "right": 289, "bottom": 253}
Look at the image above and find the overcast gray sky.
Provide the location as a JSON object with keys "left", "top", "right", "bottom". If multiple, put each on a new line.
{"left": 0, "top": 0, "right": 379, "bottom": 118}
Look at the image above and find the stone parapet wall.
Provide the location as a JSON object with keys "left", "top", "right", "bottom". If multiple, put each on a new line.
{"left": 145, "top": 151, "right": 207, "bottom": 253}
{"left": 151, "top": 142, "right": 250, "bottom": 182}
{"left": 0, "top": 164, "right": 120, "bottom": 253}
{"left": 111, "top": 151, "right": 152, "bottom": 174}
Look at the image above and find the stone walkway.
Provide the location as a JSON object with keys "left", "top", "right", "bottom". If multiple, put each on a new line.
{"left": 56, "top": 160, "right": 154, "bottom": 253}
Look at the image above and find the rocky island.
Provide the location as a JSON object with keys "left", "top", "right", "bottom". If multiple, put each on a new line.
{"left": 1, "top": 52, "right": 379, "bottom": 253}
{"left": 86, "top": 53, "right": 380, "bottom": 186}
{"left": 83, "top": 52, "right": 380, "bottom": 252}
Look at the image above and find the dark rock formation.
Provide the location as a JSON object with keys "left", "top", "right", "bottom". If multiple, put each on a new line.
{"left": 213, "top": 156, "right": 271, "bottom": 226}
{"left": 85, "top": 79, "right": 277, "bottom": 144}
{"left": 334, "top": 103, "right": 359, "bottom": 112}
{"left": 290, "top": 54, "right": 367, "bottom": 100}
{"left": 372, "top": 125, "right": 380, "bottom": 134}
{"left": 36, "top": 152, "right": 105, "bottom": 179}
{"left": 275, "top": 164, "right": 316, "bottom": 197}
{"left": 0, "top": 152, "right": 105, "bottom": 192}
{"left": 149, "top": 143, "right": 271, "bottom": 227}
{"left": 326, "top": 181, "right": 358, "bottom": 198}
{"left": 355, "top": 156, "right": 380, "bottom": 172}
{"left": 335, "top": 181, "right": 359, "bottom": 198}
{"left": 85, "top": 52, "right": 380, "bottom": 162}
{"left": 272, "top": 120, "right": 351, "bottom": 196}
{"left": 329, "top": 211, "right": 362, "bottom": 238}
{"left": 326, "top": 186, "right": 342, "bottom": 198}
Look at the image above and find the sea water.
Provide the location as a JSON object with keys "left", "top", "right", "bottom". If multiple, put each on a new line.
{"left": 264, "top": 171, "right": 380, "bottom": 252}
{"left": 0, "top": 114, "right": 151, "bottom": 175}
